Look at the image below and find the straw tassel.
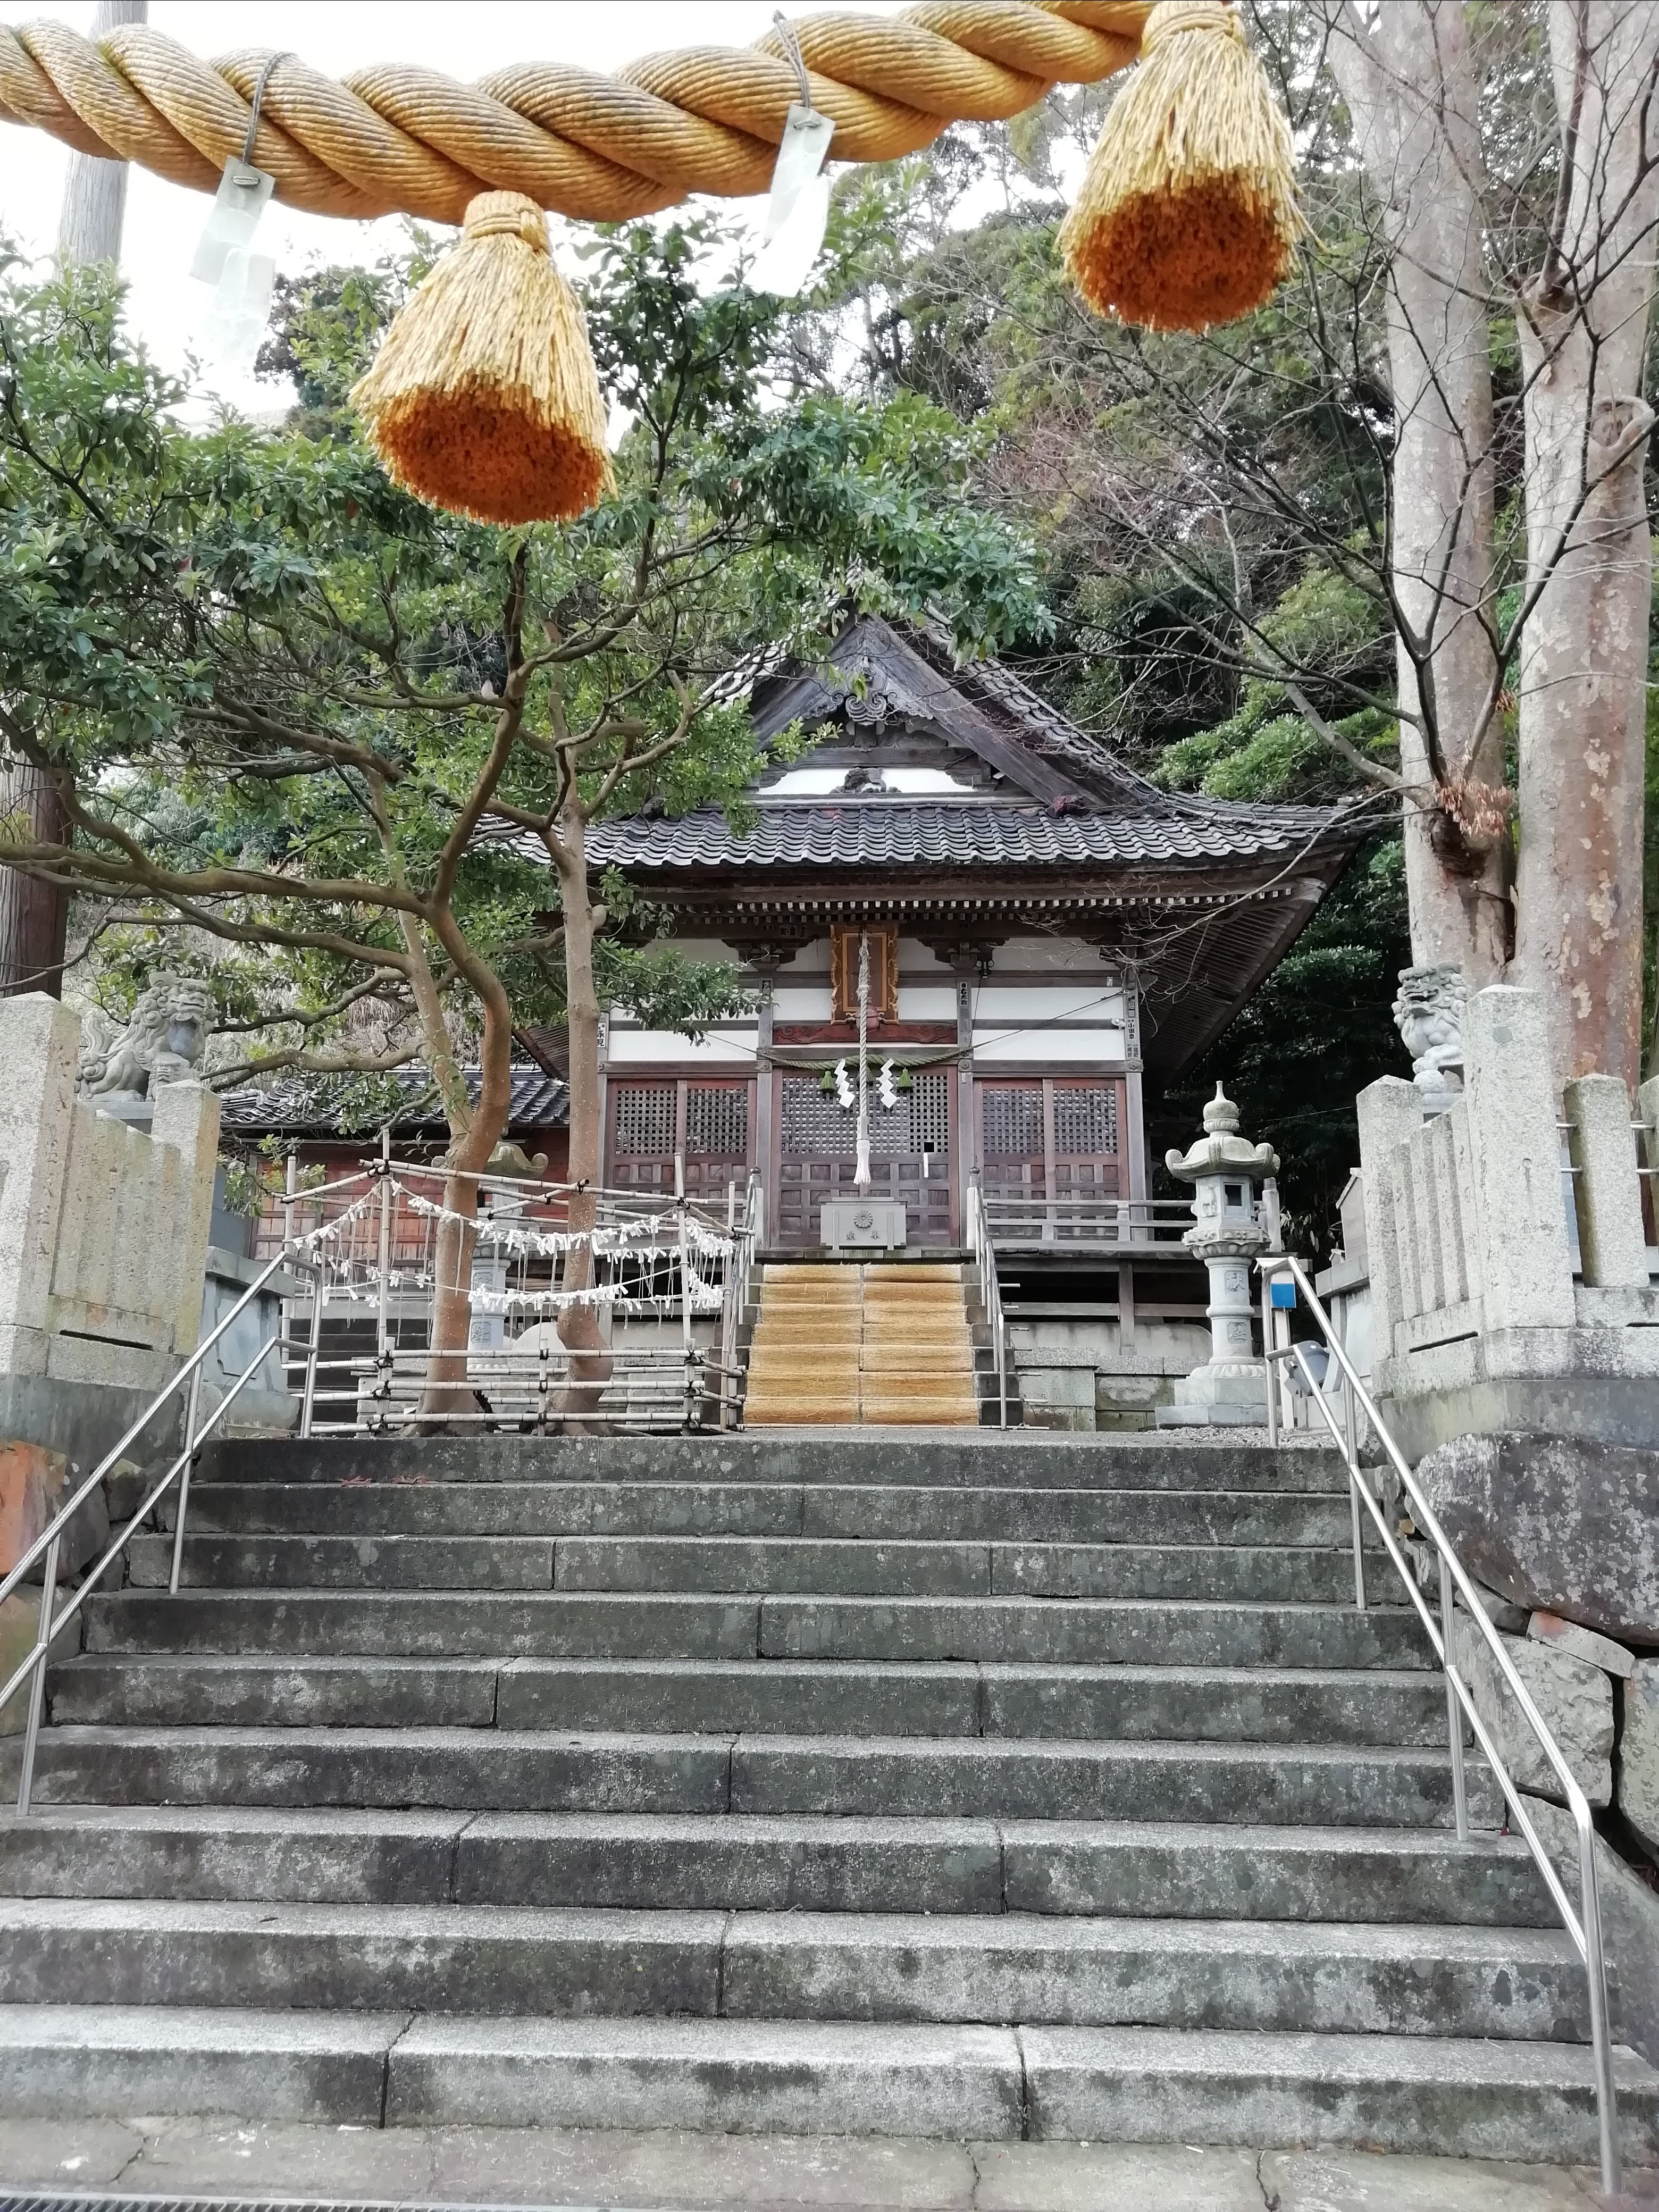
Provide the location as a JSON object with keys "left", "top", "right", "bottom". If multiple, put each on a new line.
{"left": 352, "top": 191, "right": 611, "bottom": 526}
{"left": 1057, "top": 0, "right": 1302, "bottom": 333}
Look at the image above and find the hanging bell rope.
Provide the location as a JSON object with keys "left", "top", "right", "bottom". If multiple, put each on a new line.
{"left": 0, "top": 1, "right": 1301, "bottom": 521}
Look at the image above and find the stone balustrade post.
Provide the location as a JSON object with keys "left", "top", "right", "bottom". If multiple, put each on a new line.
{"left": 1565, "top": 1074, "right": 1647, "bottom": 1289}
{"left": 1638, "top": 1074, "right": 1659, "bottom": 1233}
{"left": 1463, "top": 986, "right": 1574, "bottom": 1331}
{"left": 1354, "top": 1076, "right": 1422, "bottom": 1365}
{"left": 150, "top": 1079, "right": 221, "bottom": 1356}
{"left": 0, "top": 995, "right": 81, "bottom": 1378}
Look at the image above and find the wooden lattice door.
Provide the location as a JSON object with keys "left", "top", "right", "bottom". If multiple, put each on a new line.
{"left": 608, "top": 1078, "right": 753, "bottom": 1208}
{"left": 775, "top": 1067, "right": 954, "bottom": 1247}
{"left": 978, "top": 1076, "right": 1124, "bottom": 1241}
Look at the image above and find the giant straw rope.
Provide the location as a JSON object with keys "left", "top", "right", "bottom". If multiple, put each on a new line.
{"left": 0, "top": 1, "right": 1298, "bottom": 523}
{"left": 0, "top": 4, "right": 1155, "bottom": 226}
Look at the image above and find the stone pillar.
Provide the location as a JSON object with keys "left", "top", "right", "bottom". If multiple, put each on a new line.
{"left": 0, "top": 996, "right": 81, "bottom": 1377}
{"left": 1354, "top": 1076, "right": 1423, "bottom": 1369}
{"left": 1463, "top": 986, "right": 1574, "bottom": 1331}
{"left": 1565, "top": 1073, "right": 1647, "bottom": 1289}
{"left": 150, "top": 1079, "right": 221, "bottom": 1356}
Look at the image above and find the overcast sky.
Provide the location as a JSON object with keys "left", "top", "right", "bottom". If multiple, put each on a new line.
{"left": 0, "top": 2, "right": 907, "bottom": 414}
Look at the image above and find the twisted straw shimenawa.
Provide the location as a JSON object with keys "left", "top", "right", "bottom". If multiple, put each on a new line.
{"left": 0, "top": 2, "right": 1300, "bottom": 520}
{"left": 0, "top": 4, "right": 1157, "bottom": 223}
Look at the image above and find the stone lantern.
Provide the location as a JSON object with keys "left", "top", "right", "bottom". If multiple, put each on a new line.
{"left": 1156, "top": 1084, "right": 1280, "bottom": 1428}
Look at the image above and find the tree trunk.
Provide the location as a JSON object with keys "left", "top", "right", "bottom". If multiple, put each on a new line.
{"left": 1513, "top": 0, "right": 1659, "bottom": 1097}
{"left": 549, "top": 804, "right": 613, "bottom": 1417}
{"left": 3, "top": 2, "right": 151, "bottom": 999}
{"left": 420, "top": 970, "right": 514, "bottom": 1421}
{"left": 1327, "top": 0, "right": 1510, "bottom": 977}
{"left": 0, "top": 770, "right": 68, "bottom": 998}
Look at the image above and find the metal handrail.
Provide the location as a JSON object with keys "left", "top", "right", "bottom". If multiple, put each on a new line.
{"left": 0, "top": 1243, "right": 299, "bottom": 1616}
{"left": 1259, "top": 1252, "right": 1621, "bottom": 2194}
{"left": 966, "top": 1176, "right": 1008, "bottom": 1426}
{"left": 1, "top": 1231, "right": 319, "bottom": 1814}
{"left": 722, "top": 1171, "right": 763, "bottom": 1430}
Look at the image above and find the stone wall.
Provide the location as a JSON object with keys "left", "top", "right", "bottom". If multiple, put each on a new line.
{"left": 1009, "top": 1317, "right": 1211, "bottom": 1431}
{"left": 1356, "top": 985, "right": 1658, "bottom": 1456}
{"left": 0, "top": 994, "right": 221, "bottom": 1469}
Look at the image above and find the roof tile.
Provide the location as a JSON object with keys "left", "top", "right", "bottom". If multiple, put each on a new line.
{"left": 586, "top": 800, "right": 1317, "bottom": 873}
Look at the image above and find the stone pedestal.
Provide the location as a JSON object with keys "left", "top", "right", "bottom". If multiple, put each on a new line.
{"left": 1156, "top": 1086, "right": 1279, "bottom": 1430}
{"left": 1158, "top": 1247, "right": 1272, "bottom": 1426}
{"left": 820, "top": 1197, "right": 907, "bottom": 1253}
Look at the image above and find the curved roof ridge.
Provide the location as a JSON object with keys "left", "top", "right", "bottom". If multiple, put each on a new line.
{"left": 903, "top": 619, "right": 1357, "bottom": 836}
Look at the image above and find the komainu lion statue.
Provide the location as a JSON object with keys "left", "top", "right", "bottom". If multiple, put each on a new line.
{"left": 77, "top": 975, "right": 215, "bottom": 1098}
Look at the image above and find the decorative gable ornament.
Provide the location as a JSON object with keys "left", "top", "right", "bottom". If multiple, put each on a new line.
{"left": 833, "top": 659, "right": 937, "bottom": 730}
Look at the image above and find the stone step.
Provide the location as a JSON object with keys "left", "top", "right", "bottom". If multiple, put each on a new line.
{"left": 745, "top": 1397, "right": 981, "bottom": 1429}
{"left": 1019, "top": 2025, "right": 1659, "bottom": 2165}
{"left": 0, "top": 1897, "right": 1585, "bottom": 2038}
{"left": 0, "top": 1809, "right": 1553, "bottom": 1923}
{"left": 198, "top": 1434, "right": 1348, "bottom": 1494}
{"left": 540, "top": 1537, "right": 1377, "bottom": 1603}
{"left": 5, "top": 1727, "right": 1493, "bottom": 1824}
{"left": 3, "top": 2005, "right": 1653, "bottom": 2156}
{"left": 85, "top": 1590, "right": 1434, "bottom": 1669}
{"left": 127, "top": 1534, "right": 559, "bottom": 1591}
{"left": 130, "top": 1531, "right": 1386, "bottom": 1604}
{"left": 760, "top": 1595, "right": 1429, "bottom": 1669}
{"left": 48, "top": 1654, "right": 1451, "bottom": 1746}
{"left": 0, "top": 2003, "right": 407, "bottom": 2125}
{"left": 175, "top": 1482, "right": 1374, "bottom": 1548}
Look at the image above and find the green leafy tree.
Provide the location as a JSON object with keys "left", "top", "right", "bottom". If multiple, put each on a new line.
{"left": 0, "top": 227, "right": 1044, "bottom": 1376}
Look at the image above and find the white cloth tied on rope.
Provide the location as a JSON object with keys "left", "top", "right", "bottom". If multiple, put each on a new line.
{"left": 395, "top": 1182, "right": 734, "bottom": 1260}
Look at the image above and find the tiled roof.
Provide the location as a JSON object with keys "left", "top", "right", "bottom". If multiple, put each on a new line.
{"left": 586, "top": 798, "right": 1331, "bottom": 873}
{"left": 219, "top": 1062, "right": 568, "bottom": 1136}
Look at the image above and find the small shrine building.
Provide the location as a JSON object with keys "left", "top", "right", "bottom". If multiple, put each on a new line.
{"left": 586, "top": 617, "right": 1361, "bottom": 1307}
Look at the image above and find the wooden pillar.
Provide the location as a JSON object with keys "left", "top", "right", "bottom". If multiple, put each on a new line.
{"left": 1122, "top": 971, "right": 1147, "bottom": 1204}
{"left": 955, "top": 957, "right": 976, "bottom": 1248}
{"left": 754, "top": 962, "right": 776, "bottom": 1248}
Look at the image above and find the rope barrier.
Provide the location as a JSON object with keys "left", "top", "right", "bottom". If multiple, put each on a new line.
{"left": 0, "top": 5, "right": 1153, "bottom": 227}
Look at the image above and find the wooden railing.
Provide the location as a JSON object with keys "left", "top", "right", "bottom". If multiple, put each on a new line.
{"left": 979, "top": 1194, "right": 1192, "bottom": 1250}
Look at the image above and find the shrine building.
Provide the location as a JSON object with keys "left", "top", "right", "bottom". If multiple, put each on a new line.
{"left": 583, "top": 617, "right": 1362, "bottom": 1415}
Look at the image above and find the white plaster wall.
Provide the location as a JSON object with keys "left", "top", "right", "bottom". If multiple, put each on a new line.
{"left": 897, "top": 986, "right": 958, "bottom": 1020}
{"left": 606, "top": 1029, "right": 758, "bottom": 1066}
{"left": 973, "top": 1027, "right": 1126, "bottom": 1063}
{"left": 771, "top": 986, "right": 832, "bottom": 1021}
{"left": 776, "top": 941, "right": 831, "bottom": 975}
{"left": 972, "top": 984, "right": 1123, "bottom": 1024}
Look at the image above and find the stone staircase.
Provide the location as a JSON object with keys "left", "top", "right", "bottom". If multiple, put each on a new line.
{"left": 1, "top": 1429, "right": 1655, "bottom": 2161}
{"left": 743, "top": 1261, "right": 983, "bottom": 1426}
